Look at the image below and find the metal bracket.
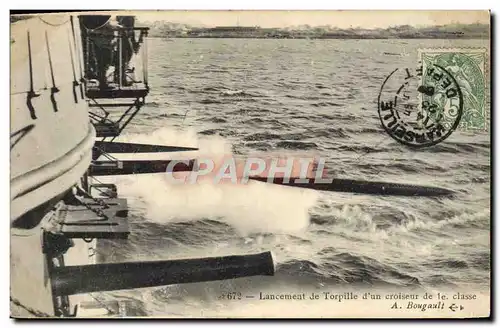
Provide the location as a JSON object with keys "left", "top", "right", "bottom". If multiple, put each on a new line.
{"left": 26, "top": 90, "right": 39, "bottom": 120}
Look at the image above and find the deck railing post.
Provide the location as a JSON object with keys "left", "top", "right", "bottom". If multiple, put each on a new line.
{"left": 118, "top": 33, "right": 122, "bottom": 88}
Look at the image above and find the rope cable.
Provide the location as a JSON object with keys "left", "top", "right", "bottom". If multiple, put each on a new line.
{"left": 37, "top": 16, "right": 70, "bottom": 27}
{"left": 81, "top": 16, "right": 112, "bottom": 32}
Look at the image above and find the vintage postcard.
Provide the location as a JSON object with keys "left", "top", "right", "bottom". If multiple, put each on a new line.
{"left": 10, "top": 10, "right": 490, "bottom": 318}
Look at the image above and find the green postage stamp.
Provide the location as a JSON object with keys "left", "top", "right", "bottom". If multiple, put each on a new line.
{"left": 418, "top": 48, "right": 489, "bottom": 131}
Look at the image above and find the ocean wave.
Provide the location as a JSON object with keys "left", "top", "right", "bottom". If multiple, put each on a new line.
{"left": 145, "top": 101, "right": 160, "bottom": 108}
{"left": 311, "top": 102, "right": 344, "bottom": 107}
{"left": 318, "top": 113, "right": 359, "bottom": 121}
{"left": 199, "top": 98, "right": 223, "bottom": 104}
{"left": 229, "top": 108, "right": 272, "bottom": 115}
{"left": 424, "top": 259, "right": 469, "bottom": 269}
{"left": 453, "top": 176, "right": 490, "bottom": 185}
{"left": 354, "top": 162, "right": 422, "bottom": 174}
{"left": 423, "top": 275, "right": 459, "bottom": 288}
{"left": 240, "top": 118, "right": 289, "bottom": 128}
{"left": 319, "top": 252, "right": 421, "bottom": 286}
{"left": 276, "top": 141, "right": 318, "bottom": 150}
{"left": 333, "top": 144, "right": 389, "bottom": 153}
{"left": 383, "top": 52, "right": 401, "bottom": 56}
{"left": 470, "top": 176, "right": 490, "bottom": 183}
{"left": 419, "top": 142, "right": 490, "bottom": 155}
{"left": 244, "top": 132, "right": 282, "bottom": 141}
{"left": 244, "top": 141, "right": 273, "bottom": 151}
{"left": 467, "top": 251, "right": 491, "bottom": 270}
{"left": 219, "top": 90, "right": 262, "bottom": 97}
{"left": 399, "top": 209, "right": 490, "bottom": 232}
{"left": 285, "top": 94, "right": 323, "bottom": 100}
{"left": 203, "top": 117, "right": 228, "bottom": 123}
{"left": 198, "top": 128, "right": 222, "bottom": 135}
{"left": 310, "top": 205, "right": 490, "bottom": 237}
{"left": 202, "top": 86, "right": 226, "bottom": 92}
{"left": 344, "top": 127, "right": 384, "bottom": 134}
{"left": 280, "top": 133, "right": 308, "bottom": 140}
{"left": 204, "top": 69, "right": 229, "bottom": 73}
{"left": 450, "top": 162, "right": 490, "bottom": 172}
{"left": 276, "top": 259, "right": 322, "bottom": 277}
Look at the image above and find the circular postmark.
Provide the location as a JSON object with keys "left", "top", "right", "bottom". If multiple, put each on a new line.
{"left": 377, "top": 64, "right": 463, "bottom": 147}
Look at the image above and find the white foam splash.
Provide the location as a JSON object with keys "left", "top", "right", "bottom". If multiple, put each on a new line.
{"left": 112, "top": 127, "right": 319, "bottom": 235}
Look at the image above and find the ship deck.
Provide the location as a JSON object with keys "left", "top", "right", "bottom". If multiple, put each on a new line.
{"left": 86, "top": 83, "right": 149, "bottom": 99}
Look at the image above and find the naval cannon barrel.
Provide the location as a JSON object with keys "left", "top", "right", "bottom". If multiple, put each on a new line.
{"left": 51, "top": 251, "right": 274, "bottom": 296}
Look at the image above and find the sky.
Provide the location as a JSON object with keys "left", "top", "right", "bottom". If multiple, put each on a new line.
{"left": 128, "top": 10, "right": 490, "bottom": 29}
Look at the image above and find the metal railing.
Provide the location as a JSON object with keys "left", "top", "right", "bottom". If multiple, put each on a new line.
{"left": 83, "top": 27, "right": 149, "bottom": 91}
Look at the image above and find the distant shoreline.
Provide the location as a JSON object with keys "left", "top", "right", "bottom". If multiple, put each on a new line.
{"left": 151, "top": 36, "right": 488, "bottom": 40}
{"left": 143, "top": 23, "right": 489, "bottom": 40}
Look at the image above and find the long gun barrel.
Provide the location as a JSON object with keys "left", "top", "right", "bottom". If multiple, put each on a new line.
{"left": 51, "top": 251, "right": 274, "bottom": 296}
